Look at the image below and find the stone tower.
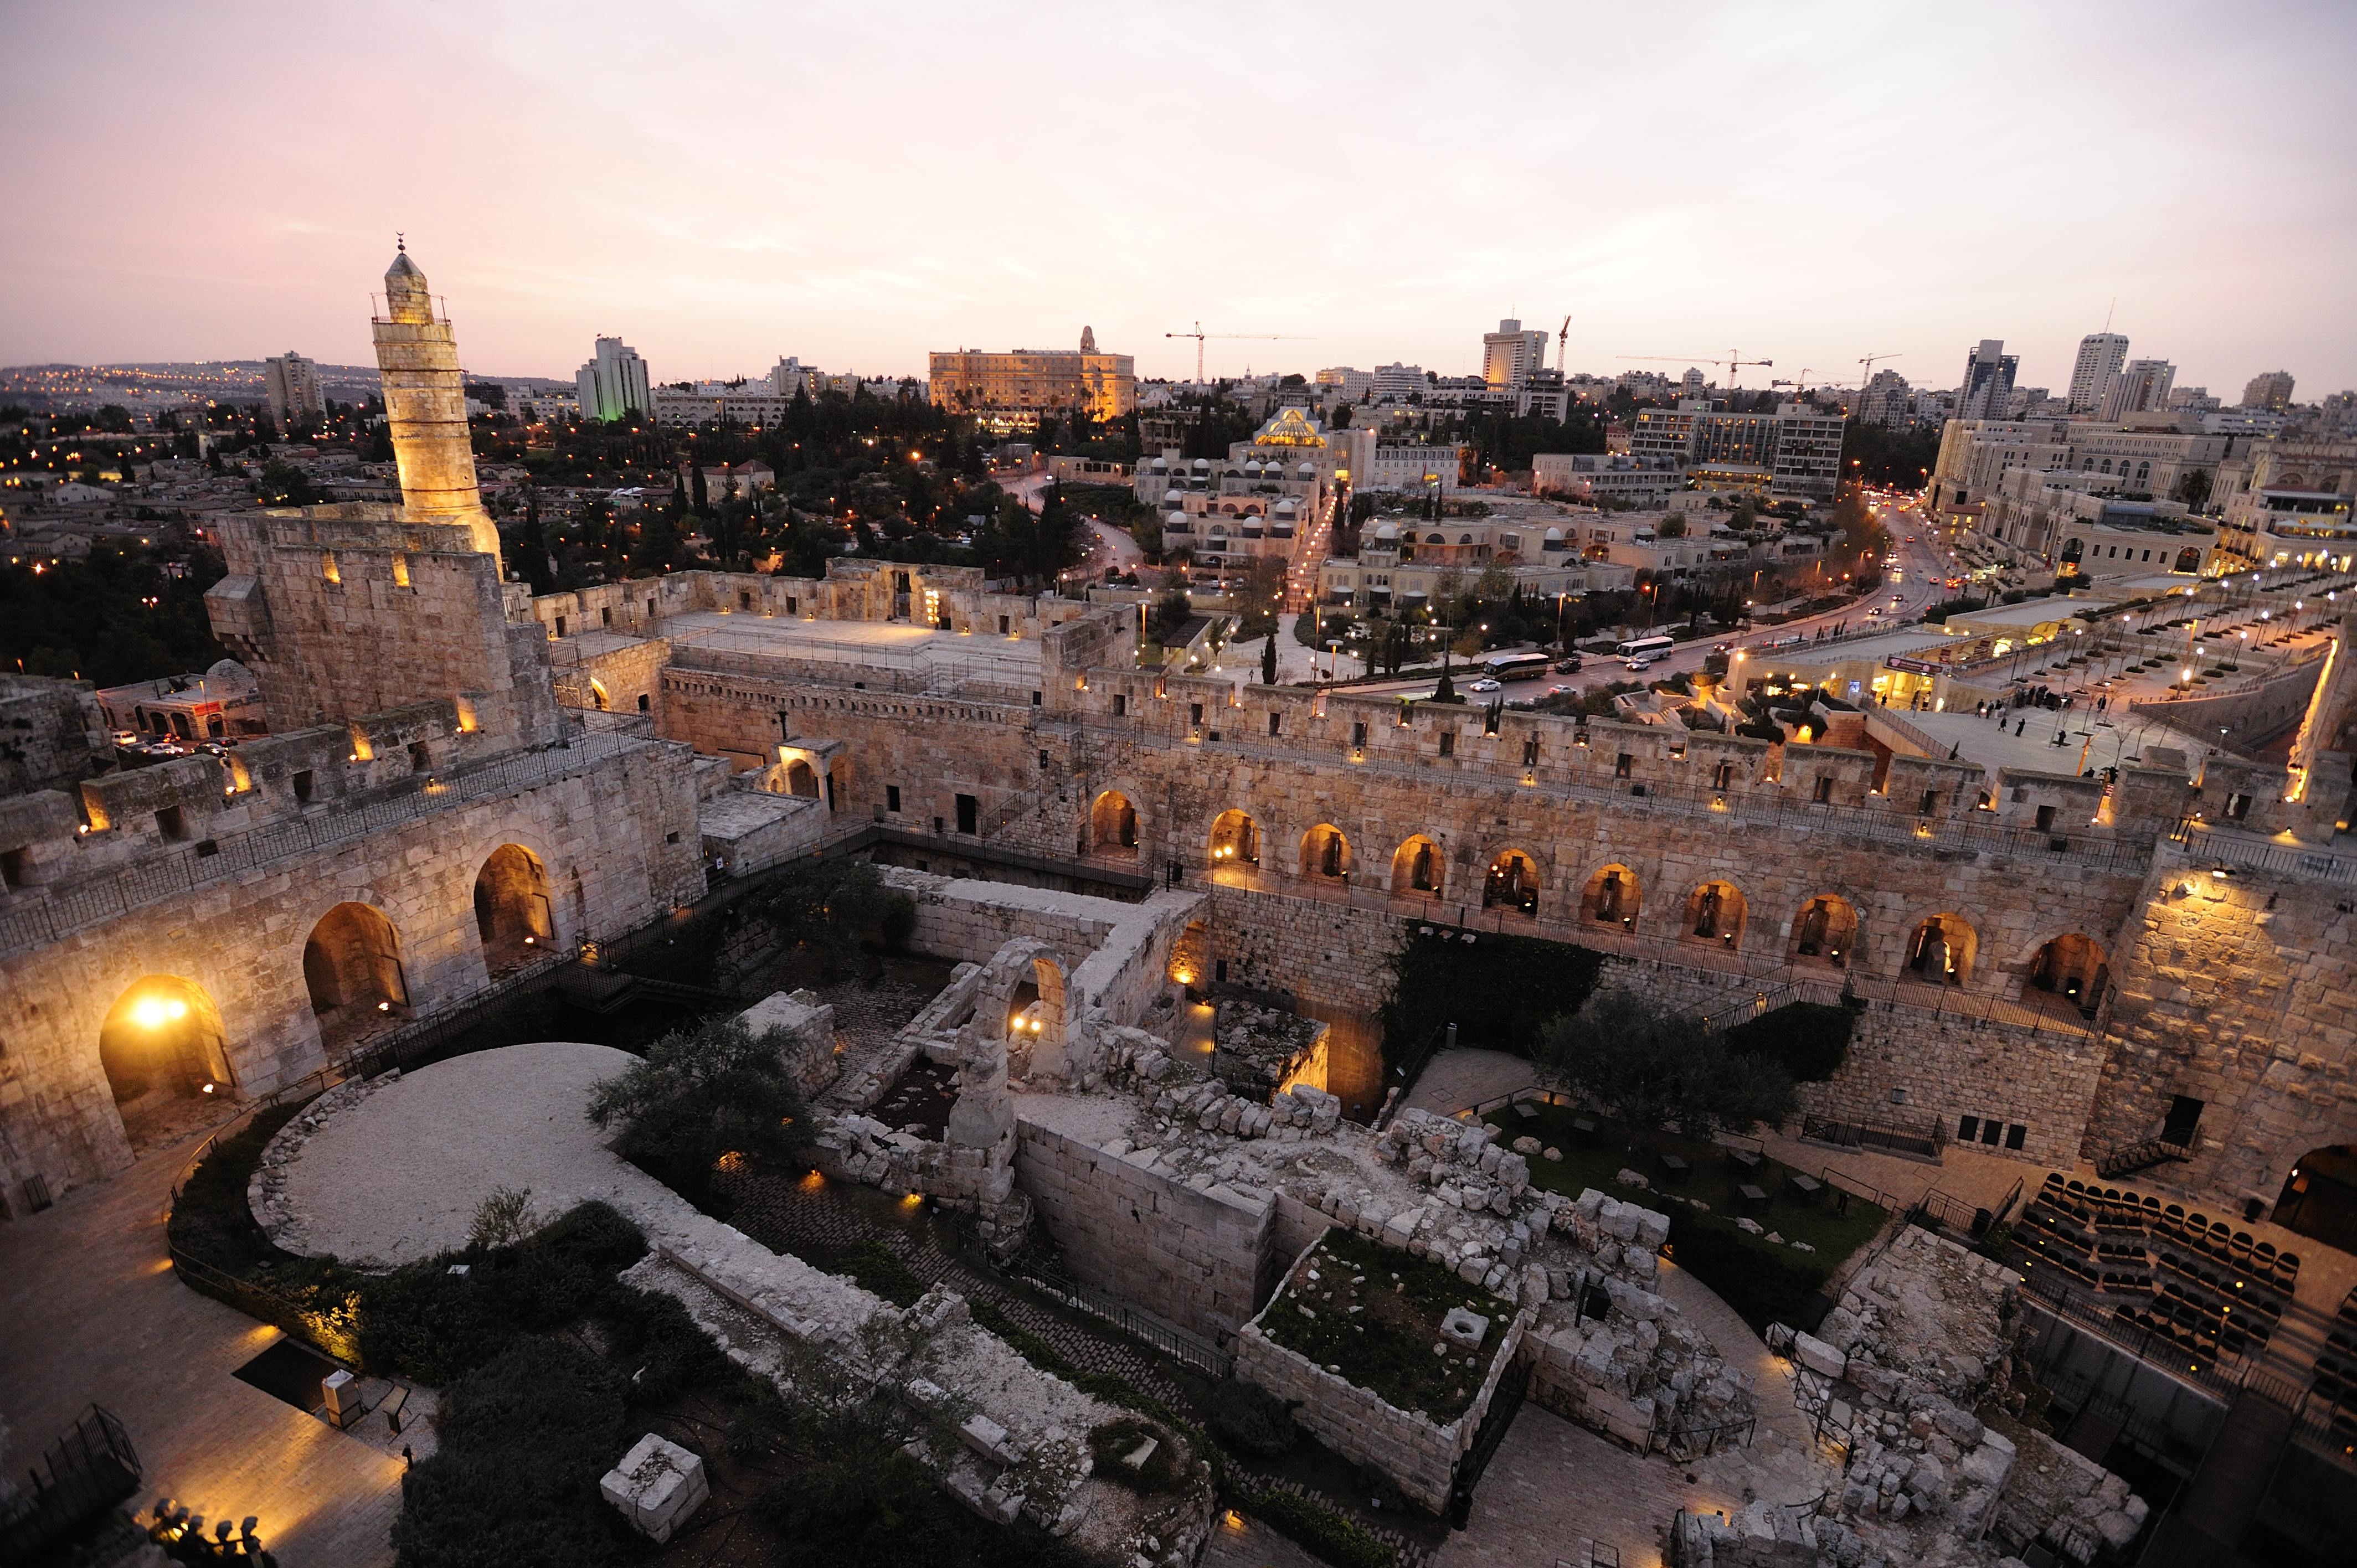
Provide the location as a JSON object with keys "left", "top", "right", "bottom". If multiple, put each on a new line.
{"left": 373, "top": 244, "right": 502, "bottom": 565}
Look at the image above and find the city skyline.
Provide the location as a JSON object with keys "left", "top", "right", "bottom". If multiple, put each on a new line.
{"left": 3, "top": 2, "right": 2355, "bottom": 396}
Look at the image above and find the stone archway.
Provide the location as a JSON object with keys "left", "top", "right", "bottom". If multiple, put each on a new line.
{"left": 474, "top": 843, "right": 554, "bottom": 976}
{"left": 975, "top": 938, "right": 1073, "bottom": 1082}
{"left": 2275, "top": 1146, "right": 2357, "bottom": 1255}
{"left": 1790, "top": 894, "right": 1859, "bottom": 968}
{"left": 1300, "top": 823, "right": 1352, "bottom": 881}
{"left": 1484, "top": 848, "right": 1540, "bottom": 914}
{"left": 1904, "top": 912, "right": 1977, "bottom": 988}
{"left": 1391, "top": 835, "right": 1444, "bottom": 898}
{"left": 2026, "top": 932, "right": 2107, "bottom": 1010}
{"left": 1583, "top": 864, "right": 1641, "bottom": 927}
{"left": 1090, "top": 790, "right": 1140, "bottom": 855}
{"left": 97, "top": 976, "right": 232, "bottom": 1151}
{"left": 1209, "top": 808, "right": 1259, "bottom": 868}
{"left": 303, "top": 901, "right": 409, "bottom": 1049}
{"left": 1684, "top": 879, "right": 1747, "bottom": 949}
{"left": 785, "top": 759, "right": 820, "bottom": 797}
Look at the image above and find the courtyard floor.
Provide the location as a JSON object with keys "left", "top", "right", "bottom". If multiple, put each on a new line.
{"left": 0, "top": 1127, "right": 404, "bottom": 1567}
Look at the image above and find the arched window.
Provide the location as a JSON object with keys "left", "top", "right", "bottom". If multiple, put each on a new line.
{"left": 1905, "top": 914, "right": 1975, "bottom": 987}
{"left": 1090, "top": 790, "right": 1139, "bottom": 854}
{"left": 1792, "top": 895, "right": 1857, "bottom": 967}
{"left": 475, "top": 844, "right": 554, "bottom": 976}
{"left": 1391, "top": 835, "right": 1443, "bottom": 898}
{"left": 1209, "top": 809, "right": 1258, "bottom": 867}
{"left": 1584, "top": 864, "right": 1640, "bottom": 927}
{"left": 303, "top": 902, "right": 409, "bottom": 1046}
{"left": 1484, "top": 849, "right": 1539, "bottom": 914}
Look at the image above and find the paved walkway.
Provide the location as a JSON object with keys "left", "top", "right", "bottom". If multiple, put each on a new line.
{"left": 1403, "top": 1048, "right": 1536, "bottom": 1118}
{"left": 0, "top": 1129, "right": 402, "bottom": 1567}
{"left": 1200, "top": 1512, "right": 1331, "bottom": 1568}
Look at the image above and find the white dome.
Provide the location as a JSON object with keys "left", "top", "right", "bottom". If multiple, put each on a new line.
{"left": 1274, "top": 498, "right": 1298, "bottom": 514}
{"left": 1373, "top": 522, "right": 1399, "bottom": 541}
{"left": 1543, "top": 525, "right": 1564, "bottom": 541}
{"left": 1149, "top": 456, "right": 1167, "bottom": 470}
{"left": 1164, "top": 488, "right": 1183, "bottom": 503}
{"left": 1243, "top": 460, "right": 1263, "bottom": 474}
{"left": 1165, "top": 510, "right": 1187, "bottom": 525}
{"left": 1192, "top": 457, "right": 1211, "bottom": 470}
{"left": 1297, "top": 462, "right": 1316, "bottom": 477}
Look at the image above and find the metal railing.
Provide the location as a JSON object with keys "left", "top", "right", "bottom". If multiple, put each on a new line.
{"left": 1007, "top": 1257, "right": 1233, "bottom": 1379}
{"left": 0, "top": 1405, "right": 142, "bottom": 1564}
{"left": 1053, "top": 714, "right": 2157, "bottom": 874}
{"left": 1799, "top": 1110, "right": 1947, "bottom": 1160}
{"left": 0, "top": 730, "right": 655, "bottom": 961}
{"left": 2171, "top": 822, "right": 2357, "bottom": 888}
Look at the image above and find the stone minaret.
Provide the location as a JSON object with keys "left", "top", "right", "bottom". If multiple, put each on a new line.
{"left": 372, "top": 244, "right": 501, "bottom": 565}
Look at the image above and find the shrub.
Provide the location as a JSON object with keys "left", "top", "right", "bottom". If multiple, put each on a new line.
{"left": 1535, "top": 991, "right": 1797, "bottom": 1148}
{"left": 588, "top": 1015, "right": 815, "bottom": 1209}
{"left": 1725, "top": 1002, "right": 1855, "bottom": 1083}
{"left": 750, "top": 855, "right": 918, "bottom": 977}
{"left": 1210, "top": 1376, "right": 1297, "bottom": 1458}
{"left": 1663, "top": 1213, "right": 1829, "bottom": 1333}
{"left": 1239, "top": 1484, "right": 1397, "bottom": 1568}
{"left": 392, "top": 1334, "right": 634, "bottom": 1568}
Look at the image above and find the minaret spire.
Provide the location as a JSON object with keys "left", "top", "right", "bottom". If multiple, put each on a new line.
{"left": 371, "top": 244, "right": 500, "bottom": 563}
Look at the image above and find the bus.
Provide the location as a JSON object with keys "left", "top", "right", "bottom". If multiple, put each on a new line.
{"left": 1482, "top": 652, "right": 1553, "bottom": 683}
{"left": 1614, "top": 635, "right": 1676, "bottom": 663}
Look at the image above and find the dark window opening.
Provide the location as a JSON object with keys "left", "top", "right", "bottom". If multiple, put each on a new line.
{"left": 554, "top": 615, "right": 567, "bottom": 637}
{"left": 1268, "top": 713, "right": 1281, "bottom": 737}
{"left": 156, "top": 805, "right": 187, "bottom": 842}
{"left": 1523, "top": 738, "right": 1539, "bottom": 767}
{"left": 999, "top": 615, "right": 1010, "bottom": 634}
{"left": 293, "top": 769, "right": 315, "bottom": 804}
{"left": 2005, "top": 1123, "right": 2027, "bottom": 1151}
{"left": 955, "top": 794, "right": 978, "bottom": 834}
{"left": 600, "top": 606, "right": 612, "bottom": 627}
{"left": 1190, "top": 702, "right": 1205, "bottom": 727}
{"left": 665, "top": 829, "right": 679, "bottom": 844}
{"left": 2225, "top": 792, "right": 2251, "bottom": 822}
{"left": 738, "top": 591, "right": 752, "bottom": 610}
{"left": 1957, "top": 1115, "right": 1979, "bottom": 1142}
{"left": 1814, "top": 776, "right": 1834, "bottom": 803}
{"left": 0, "top": 846, "right": 30, "bottom": 891}
{"left": 1980, "top": 1119, "right": 2001, "bottom": 1146}
{"left": 1713, "top": 762, "right": 1736, "bottom": 789}
{"left": 1113, "top": 693, "right": 1128, "bottom": 717}
{"left": 2034, "top": 803, "right": 2057, "bottom": 832}
{"left": 2163, "top": 1095, "right": 2204, "bottom": 1147}
{"left": 1614, "top": 752, "right": 1633, "bottom": 780}
{"left": 408, "top": 741, "right": 431, "bottom": 772}
{"left": 637, "top": 693, "right": 650, "bottom": 713}
{"left": 1918, "top": 789, "right": 1938, "bottom": 816}
{"left": 886, "top": 785, "right": 902, "bottom": 813}
{"left": 1438, "top": 731, "right": 1454, "bottom": 757}
{"left": 1351, "top": 721, "right": 1367, "bottom": 749}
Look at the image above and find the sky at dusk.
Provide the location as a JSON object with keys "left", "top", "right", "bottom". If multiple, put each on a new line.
{"left": 4, "top": 1, "right": 2354, "bottom": 398}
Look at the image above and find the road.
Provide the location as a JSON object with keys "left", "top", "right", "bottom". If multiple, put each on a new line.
{"left": 1297, "top": 494, "right": 1954, "bottom": 699}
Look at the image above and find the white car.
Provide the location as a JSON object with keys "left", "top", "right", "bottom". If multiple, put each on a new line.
{"left": 1625, "top": 656, "right": 1658, "bottom": 671}
{"left": 1467, "top": 677, "right": 1503, "bottom": 693}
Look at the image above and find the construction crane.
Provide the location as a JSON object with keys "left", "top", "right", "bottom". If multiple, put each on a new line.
{"left": 1856, "top": 351, "right": 1903, "bottom": 386}
{"left": 1556, "top": 315, "right": 1571, "bottom": 374}
{"left": 1770, "top": 369, "right": 1816, "bottom": 394}
{"left": 1164, "top": 322, "right": 1310, "bottom": 384}
{"left": 1617, "top": 350, "right": 1773, "bottom": 389}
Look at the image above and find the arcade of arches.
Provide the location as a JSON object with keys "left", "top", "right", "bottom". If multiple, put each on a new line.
{"left": 303, "top": 901, "right": 408, "bottom": 1048}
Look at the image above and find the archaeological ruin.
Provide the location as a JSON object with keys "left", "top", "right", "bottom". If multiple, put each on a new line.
{"left": 4, "top": 250, "right": 2355, "bottom": 1567}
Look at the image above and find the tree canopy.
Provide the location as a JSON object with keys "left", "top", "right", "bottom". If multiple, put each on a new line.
{"left": 1535, "top": 990, "right": 1797, "bottom": 1146}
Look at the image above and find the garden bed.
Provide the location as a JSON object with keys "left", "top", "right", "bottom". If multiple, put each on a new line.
{"left": 1485, "top": 1100, "right": 1887, "bottom": 1330}
{"left": 1252, "top": 1230, "right": 1511, "bottom": 1426}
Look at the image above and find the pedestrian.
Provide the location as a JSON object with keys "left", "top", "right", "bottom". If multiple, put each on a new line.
{"left": 2016, "top": 719, "right": 2026, "bottom": 736}
{"left": 402, "top": 1444, "right": 414, "bottom": 1471}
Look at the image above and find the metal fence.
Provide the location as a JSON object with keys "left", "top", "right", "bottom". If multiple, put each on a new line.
{"left": 1007, "top": 1258, "right": 1233, "bottom": 1380}
{"left": 1799, "top": 1110, "right": 1947, "bottom": 1160}
{"left": 2173, "top": 822, "right": 2357, "bottom": 888}
{"left": 0, "top": 1405, "right": 142, "bottom": 1563}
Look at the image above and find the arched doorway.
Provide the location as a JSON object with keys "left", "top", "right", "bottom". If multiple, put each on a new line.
{"left": 1090, "top": 790, "right": 1139, "bottom": 855}
{"left": 588, "top": 677, "right": 611, "bottom": 711}
{"left": 97, "top": 976, "right": 232, "bottom": 1150}
{"left": 2276, "top": 1146, "right": 2357, "bottom": 1255}
{"left": 2027, "top": 933, "right": 2107, "bottom": 1011}
{"left": 1209, "top": 809, "right": 1259, "bottom": 868}
{"left": 1484, "top": 849, "right": 1540, "bottom": 915}
{"left": 1583, "top": 864, "right": 1640, "bottom": 927}
{"left": 1905, "top": 914, "right": 1975, "bottom": 987}
{"left": 1790, "top": 895, "right": 1859, "bottom": 968}
{"left": 785, "top": 759, "right": 819, "bottom": 798}
{"left": 303, "top": 901, "right": 408, "bottom": 1048}
{"left": 1391, "top": 835, "right": 1444, "bottom": 898}
{"left": 1300, "top": 824, "right": 1352, "bottom": 881}
{"left": 1685, "top": 880, "right": 1747, "bottom": 948}
{"left": 474, "top": 844, "right": 554, "bottom": 976}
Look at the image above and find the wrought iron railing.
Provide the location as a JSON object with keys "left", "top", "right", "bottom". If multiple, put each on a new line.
{"left": 0, "top": 1405, "right": 142, "bottom": 1563}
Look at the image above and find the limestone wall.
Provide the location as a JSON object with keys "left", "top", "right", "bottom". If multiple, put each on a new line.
{"left": 0, "top": 736, "right": 704, "bottom": 1214}
{"left": 1233, "top": 1234, "right": 1527, "bottom": 1514}
{"left": 1013, "top": 1118, "right": 1273, "bottom": 1342}
{"left": 2085, "top": 844, "right": 2357, "bottom": 1203}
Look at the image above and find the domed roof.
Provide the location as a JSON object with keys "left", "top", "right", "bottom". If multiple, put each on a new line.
{"left": 204, "top": 658, "right": 258, "bottom": 692}
{"left": 1296, "top": 461, "right": 1316, "bottom": 476}
{"left": 1192, "top": 457, "right": 1211, "bottom": 470}
{"left": 1543, "top": 525, "right": 1564, "bottom": 540}
{"left": 1373, "top": 522, "right": 1399, "bottom": 541}
{"left": 1243, "top": 459, "right": 1263, "bottom": 473}
{"left": 1165, "top": 510, "right": 1187, "bottom": 525}
{"left": 1149, "top": 456, "right": 1167, "bottom": 469}
{"left": 1164, "top": 488, "right": 1183, "bottom": 503}
{"left": 1274, "top": 498, "right": 1298, "bottom": 513}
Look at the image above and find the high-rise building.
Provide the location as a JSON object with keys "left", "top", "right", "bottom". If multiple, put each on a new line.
{"left": 1480, "top": 318, "right": 1550, "bottom": 389}
{"left": 262, "top": 351, "right": 325, "bottom": 429}
{"left": 1681, "top": 367, "right": 1706, "bottom": 401}
{"left": 2066, "top": 332, "right": 2129, "bottom": 415}
{"left": 2242, "top": 370, "right": 2296, "bottom": 411}
{"left": 372, "top": 246, "right": 500, "bottom": 562}
{"left": 1956, "top": 339, "right": 2018, "bottom": 421}
{"left": 575, "top": 337, "right": 652, "bottom": 423}
{"left": 2098, "top": 359, "right": 2175, "bottom": 421}
{"left": 928, "top": 330, "right": 1136, "bottom": 427}
{"left": 1315, "top": 367, "right": 1373, "bottom": 403}
{"left": 1625, "top": 402, "right": 1848, "bottom": 497}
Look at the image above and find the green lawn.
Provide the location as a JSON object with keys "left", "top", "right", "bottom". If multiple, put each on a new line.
{"left": 1484, "top": 1100, "right": 1888, "bottom": 1330}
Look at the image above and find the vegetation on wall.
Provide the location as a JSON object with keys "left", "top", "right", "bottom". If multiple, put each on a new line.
{"left": 1380, "top": 926, "right": 1605, "bottom": 1071}
{"left": 1722, "top": 1000, "right": 1855, "bottom": 1084}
